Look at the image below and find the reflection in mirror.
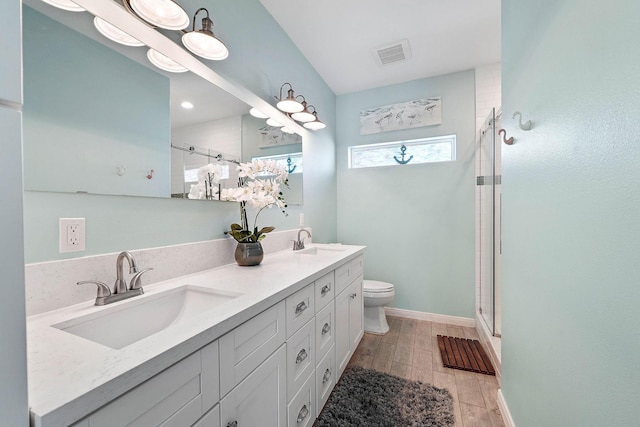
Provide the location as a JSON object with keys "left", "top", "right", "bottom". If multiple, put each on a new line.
{"left": 21, "top": 0, "right": 303, "bottom": 205}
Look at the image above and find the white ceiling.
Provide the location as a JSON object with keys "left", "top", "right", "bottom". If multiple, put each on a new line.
{"left": 259, "top": 0, "right": 501, "bottom": 95}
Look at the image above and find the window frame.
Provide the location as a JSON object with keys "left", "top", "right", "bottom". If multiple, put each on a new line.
{"left": 348, "top": 134, "right": 456, "bottom": 169}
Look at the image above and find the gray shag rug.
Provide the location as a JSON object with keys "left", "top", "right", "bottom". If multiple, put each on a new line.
{"left": 316, "top": 366, "right": 454, "bottom": 427}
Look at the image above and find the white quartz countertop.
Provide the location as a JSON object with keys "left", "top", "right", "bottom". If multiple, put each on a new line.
{"left": 27, "top": 244, "right": 365, "bottom": 427}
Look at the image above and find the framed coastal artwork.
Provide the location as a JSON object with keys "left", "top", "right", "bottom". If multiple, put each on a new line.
{"left": 359, "top": 96, "right": 442, "bottom": 135}
{"left": 258, "top": 125, "right": 302, "bottom": 148}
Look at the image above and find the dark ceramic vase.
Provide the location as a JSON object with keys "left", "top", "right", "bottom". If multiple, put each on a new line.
{"left": 234, "top": 242, "right": 264, "bottom": 266}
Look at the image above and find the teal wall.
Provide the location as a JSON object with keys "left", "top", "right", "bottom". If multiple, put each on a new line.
{"left": 23, "top": 0, "right": 337, "bottom": 263}
{"left": 501, "top": 1, "right": 640, "bottom": 425}
{"left": 336, "top": 70, "right": 476, "bottom": 317}
{"left": 23, "top": 7, "right": 171, "bottom": 198}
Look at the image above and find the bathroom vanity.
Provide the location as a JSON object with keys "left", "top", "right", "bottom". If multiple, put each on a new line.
{"left": 26, "top": 244, "right": 365, "bottom": 427}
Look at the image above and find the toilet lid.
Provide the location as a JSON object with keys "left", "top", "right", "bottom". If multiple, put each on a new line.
{"left": 363, "top": 280, "right": 394, "bottom": 293}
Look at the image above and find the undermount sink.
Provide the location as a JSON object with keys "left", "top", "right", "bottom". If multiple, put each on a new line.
{"left": 53, "top": 285, "right": 242, "bottom": 349}
{"left": 294, "top": 244, "right": 347, "bottom": 255}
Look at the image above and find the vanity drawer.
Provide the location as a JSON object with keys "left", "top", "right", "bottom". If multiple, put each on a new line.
{"left": 287, "top": 372, "right": 315, "bottom": 427}
{"left": 335, "top": 256, "right": 364, "bottom": 296}
{"left": 315, "top": 345, "right": 336, "bottom": 416}
{"left": 76, "top": 340, "right": 219, "bottom": 427}
{"left": 314, "top": 271, "right": 335, "bottom": 313}
{"left": 286, "top": 318, "right": 316, "bottom": 401}
{"left": 220, "top": 301, "right": 286, "bottom": 397}
{"left": 285, "top": 283, "right": 315, "bottom": 338}
{"left": 315, "top": 303, "right": 335, "bottom": 363}
{"left": 351, "top": 255, "right": 364, "bottom": 280}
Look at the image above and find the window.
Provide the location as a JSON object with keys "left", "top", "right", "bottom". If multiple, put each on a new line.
{"left": 348, "top": 135, "right": 456, "bottom": 169}
{"left": 251, "top": 152, "right": 303, "bottom": 174}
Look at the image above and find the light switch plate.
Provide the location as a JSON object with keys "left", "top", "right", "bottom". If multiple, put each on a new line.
{"left": 59, "top": 218, "right": 85, "bottom": 253}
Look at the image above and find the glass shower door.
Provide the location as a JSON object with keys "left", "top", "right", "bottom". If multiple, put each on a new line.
{"left": 477, "top": 108, "right": 502, "bottom": 337}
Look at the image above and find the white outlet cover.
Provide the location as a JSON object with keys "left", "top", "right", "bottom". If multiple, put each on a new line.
{"left": 59, "top": 218, "right": 86, "bottom": 253}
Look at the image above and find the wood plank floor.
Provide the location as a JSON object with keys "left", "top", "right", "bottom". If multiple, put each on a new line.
{"left": 348, "top": 316, "right": 505, "bottom": 427}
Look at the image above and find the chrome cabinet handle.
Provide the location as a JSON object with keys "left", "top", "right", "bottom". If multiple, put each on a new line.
{"left": 227, "top": 422, "right": 237, "bottom": 427}
{"left": 296, "top": 405, "right": 309, "bottom": 424}
{"left": 322, "top": 368, "right": 331, "bottom": 384}
{"left": 350, "top": 292, "right": 357, "bottom": 299}
{"left": 296, "top": 348, "right": 308, "bottom": 364}
{"left": 295, "top": 301, "right": 308, "bottom": 315}
{"left": 321, "top": 284, "right": 331, "bottom": 296}
{"left": 321, "top": 322, "right": 331, "bottom": 335}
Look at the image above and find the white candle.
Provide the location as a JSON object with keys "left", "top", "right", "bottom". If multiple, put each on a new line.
{"left": 299, "top": 213, "right": 305, "bottom": 227}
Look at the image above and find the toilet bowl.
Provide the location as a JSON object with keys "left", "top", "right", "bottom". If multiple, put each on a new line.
{"left": 363, "top": 280, "right": 395, "bottom": 335}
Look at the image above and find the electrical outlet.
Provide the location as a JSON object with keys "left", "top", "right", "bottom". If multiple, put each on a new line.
{"left": 59, "top": 218, "right": 85, "bottom": 253}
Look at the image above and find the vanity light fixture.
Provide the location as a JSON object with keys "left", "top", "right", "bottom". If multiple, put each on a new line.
{"left": 182, "top": 8, "right": 229, "bottom": 60}
{"left": 290, "top": 98, "right": 316, "bottom": 123}
{"left": 281, "top": 126, "right": 295, "bottom": 134}
{"left": 303, "top": 109, "right": 326, "bottom": 130}
{"left": 129, "top": 0, "right": 189, "bottom": 31}
{"left": 276, "top": 83, "right": 304, "bottom": 113}
{"left": 249, "top": 108, "right": 269, "bottom": 119}
{"left": 41, "top": 0, "right": 85, "bottom": 12}
{"left": 147, "top": 48, "right": 188, "bottom": 73}
{"left": 94, "top": 17, "right": 145, "bottom": 47}
{"left": 266, "top": 118, "right": 284, "bottom": 127}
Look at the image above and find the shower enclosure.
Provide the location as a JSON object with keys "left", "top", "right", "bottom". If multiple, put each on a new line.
{"left": 477, "top": 108, "right": 502, "bottom": 337}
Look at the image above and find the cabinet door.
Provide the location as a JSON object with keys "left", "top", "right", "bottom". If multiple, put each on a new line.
{"left": 220, "top": 346, "right": 287, "bottom": 427}
{"left": 348, "top": 275, "right": 364, "bottom": 351}
{"left": 220, "top": 301, "right": 285, "bottom": 397}
{"left": 86, "top": 341, "right": 218, "bottom": 427}
{"left": 335, "top": 287, "right": 351, "bottom": 376}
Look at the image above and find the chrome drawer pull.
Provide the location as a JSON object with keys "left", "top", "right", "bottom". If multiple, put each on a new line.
{"left": 296, "top": 348, "right": 308, "bottom": 364}
{"left": 295, "top": 301, "right": 307, "bottom": 315}
{"left": 322, "top": 368, "right": 331, "bottom": 384}
{"left": 297, "top": 405, "right": 309, "bottom": 423}
{"left": 321, "top": 284, "right": 331, "bottom": 295}
{"left": 227, "top": 422, "right": 237, "bottom": 427}
{"left": 321, "top": 322, "right": 331, "bottom": 335}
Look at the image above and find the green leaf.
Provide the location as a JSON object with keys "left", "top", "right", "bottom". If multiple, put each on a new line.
{"left": 257, "top": 226, "right": 275, "bottom": 235}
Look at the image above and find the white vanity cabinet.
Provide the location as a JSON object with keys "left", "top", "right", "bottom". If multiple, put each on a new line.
{"left": 39, "top": 248, "right": 366, "bottom": 427}
{"left": 71, "top": 340, "right": 219, "bottom": 427}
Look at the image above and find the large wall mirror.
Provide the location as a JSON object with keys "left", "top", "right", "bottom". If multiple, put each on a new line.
{"left": 22, "top": 0, "right": 303, "bottom": 205}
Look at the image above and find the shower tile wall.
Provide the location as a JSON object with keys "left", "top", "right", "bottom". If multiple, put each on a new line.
{"left": 474, "top": 64, "right": 502, "bottom": 318}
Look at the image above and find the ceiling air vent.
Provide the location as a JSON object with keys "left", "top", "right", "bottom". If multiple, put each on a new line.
{"left": 372, "top": 39, "right": 412, "bottom": 66}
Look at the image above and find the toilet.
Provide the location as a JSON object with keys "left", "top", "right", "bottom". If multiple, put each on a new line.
{"left": 363, "top": 280, "right": 395, "bottom": 335}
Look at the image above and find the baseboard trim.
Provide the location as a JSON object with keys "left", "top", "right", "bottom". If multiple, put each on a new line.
{"left": 497, "top": 389, "right": 516, "bottom": 427}
{"left": 384, "top": 307, "right": 476, "bottom": 328}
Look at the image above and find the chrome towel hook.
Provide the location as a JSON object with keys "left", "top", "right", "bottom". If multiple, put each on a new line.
{"left": 512, "top": 111, "right": 532, "bottom": 131}
{"left": 499, "top": 129, "right": 514, "bottom": 145}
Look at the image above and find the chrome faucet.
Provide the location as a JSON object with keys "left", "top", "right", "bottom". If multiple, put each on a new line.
{"left": 293, "top": 229, "right": 312, "bottom": 250}
{"left": 77, "top": 251, "right": 152, "bottom": 306}
{"left": 114, "top": 251, "right": 138, "bottom": 294}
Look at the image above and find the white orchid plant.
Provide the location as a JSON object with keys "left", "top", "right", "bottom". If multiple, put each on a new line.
{"left": 220, "top": 160, "right": 289, "bottom": 243}
{"left": 187, "top": 163, "right": 225, "bottom": 200}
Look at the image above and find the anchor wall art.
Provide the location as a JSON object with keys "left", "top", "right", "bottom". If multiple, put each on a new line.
{"left": 359, "top": 96, "right": 442, "bottom": 135}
